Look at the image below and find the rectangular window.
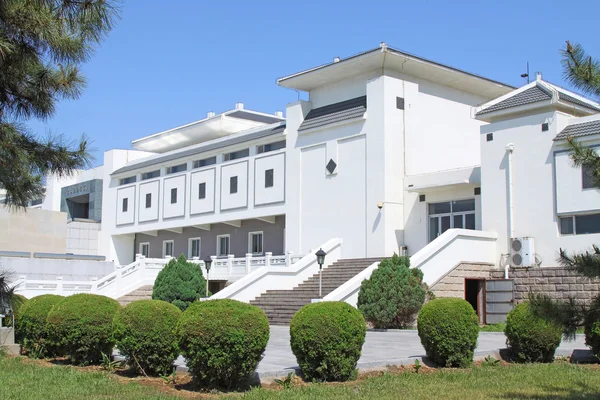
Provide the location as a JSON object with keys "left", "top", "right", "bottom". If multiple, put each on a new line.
{"left": 139, "top": 243, "right": 149, "bottom": 258}
{"left": 145, "top": 193, "right": 152, "bottom": 208}
{"left": 559, "top": 213, "right": 600, "bottom": 235}
{"left": 166, "top": 163, "right": 187, "bottom": 175}
{"left": 122, "top": 198, "right": 128, "bottom": 212}
{"left": 119, "top": 176, "right": 136, "bottom": 185}
{"left": 193, "top": 156, "right": 216, "bottom": 169}
{"left": 265, "top": 169, "right": 274, "bottom": 188}
{"left": 223, "top": 148, "right": 249, "bottom": 161}
{"left": 163, "top": 240, "right": 174, "bottom": 258}
{"left": 249, "top": 232, "right": 263, "bottom": 254}
{"left": 583, "top": 164, "right": 598, "bottom": 189}
{"left": 257, "top": 140, "right": 285, "bottom": 154}
{"left": 198, "top": 183, "right": 206, "bottom": 199}
{"left": 217, "top": 235, "right": 230, "bottom": 257}
{"left": 170, "top": 188, "right": 177, "bottom": 204}
{"left": 188, "top": 238, "right": 201, "bottom": 259}
{"left": 141, "top": 170, "right": 160, "bottom": 180}
{"left": 230, "top": 176, "right": 238, "bottom": 194}
{"left": 560, "top": 216, "right": 574, "bottom": 235}
{"left": 428, "top": 199, "right": 476, "bottom": 243}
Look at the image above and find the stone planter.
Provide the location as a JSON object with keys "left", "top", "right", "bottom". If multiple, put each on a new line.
{"left": 0, "top": 326, "right": 21, "bottom": 355}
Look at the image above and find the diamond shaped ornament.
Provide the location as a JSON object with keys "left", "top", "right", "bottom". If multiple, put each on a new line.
{"left": 326, "top": 159, "right": 337, "bottom": 174}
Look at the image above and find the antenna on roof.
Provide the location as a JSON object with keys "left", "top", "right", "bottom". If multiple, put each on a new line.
{"left": 520, "top": 62, "right": 530, "bottom": 84}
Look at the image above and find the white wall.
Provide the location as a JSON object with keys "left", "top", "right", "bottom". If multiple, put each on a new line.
{"left": 163, "top": 174, "right": 186, "bottom": 219}
{"left": 254, "top": 153, "right": 285, "bottom": 206}
{"left": 116, "top": 185, "right": 135, "bottom": 225}
{"left": 138, "top": 180, "right": 160, "bottom": 222}
{"left": 190, "top": 168, "right": 216, "bottom": 215}
{"left": 66, "top": 221, "right": 100, "bottom": 255}
{"left": 555, "top": 147, "right": 600, "bottom": 214}
{"left": 220, "top": 160, "right": 248, "bottom": 211}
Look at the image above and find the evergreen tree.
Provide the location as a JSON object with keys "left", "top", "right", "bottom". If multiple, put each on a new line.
{"left": 0, "top": 0, "right": 119, "bottom": 207}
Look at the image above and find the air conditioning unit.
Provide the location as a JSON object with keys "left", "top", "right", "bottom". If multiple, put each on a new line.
{"left": 510, "top": 237, "right": 535, "bottom": 267}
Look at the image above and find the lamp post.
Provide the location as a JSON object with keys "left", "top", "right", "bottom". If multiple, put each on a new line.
{"left": 315, "top": 248, "right": 326, "bottom": 299}
{"left": 204, "top": 257, "right": 212, "bottom": 298}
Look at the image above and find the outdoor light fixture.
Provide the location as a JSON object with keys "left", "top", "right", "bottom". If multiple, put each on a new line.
{"left": 204, "top": 257, "right": 212, "bottom": 298}
{"left": 315, "top": 248, "right": 327, "bottom": 298}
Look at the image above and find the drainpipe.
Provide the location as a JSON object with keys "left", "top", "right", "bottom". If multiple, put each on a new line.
{"left": 505, "top": 143, "right": 515, "bottom": 279}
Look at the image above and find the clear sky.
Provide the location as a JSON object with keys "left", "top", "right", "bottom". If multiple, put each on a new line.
{"left": 27, "top": 0, "right": 600, "bottom": 166}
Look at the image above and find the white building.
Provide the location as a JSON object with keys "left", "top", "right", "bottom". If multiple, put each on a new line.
{"left": 16, "top": 44, "right": 600, "bottom": 321}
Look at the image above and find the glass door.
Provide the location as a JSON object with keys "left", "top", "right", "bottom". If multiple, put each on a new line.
{"left": 428, "top": 199, "right": 476, "bottom": 242}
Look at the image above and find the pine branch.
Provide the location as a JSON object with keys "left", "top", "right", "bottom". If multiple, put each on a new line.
{"left": 529, "top": 292, "right": 585, "bottom": 340}
{"left": 558, "top": 246, "right": 600, "bottom": 279}
{"left": 561, "top": 41, "right": 600, "bottom": 98}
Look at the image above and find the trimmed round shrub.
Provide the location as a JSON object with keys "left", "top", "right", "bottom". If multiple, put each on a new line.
{"left": 153, "top": 254, "right": 207, "bottom": 311}
{"left": 113, "top": 299, "right": 182, "bottom": 376}
{"left": 176, "top": 299, "right": 269, "bottom": 389}
{"left": 505, "top": 302, "right": 562, "bottom": 363}
{"left": 357, "top": 254, "right": 426, "bottom": 329}
{"left": 290, "top": 301, "right": 366, "bottom": 382}
{"left": 19, "top": 294, "right": 63, "bottom": 356}
{"left": 417, "top": 298, "right": 479, "bottom": 368}
{"left": 47, "top": 294, "right": 121, "bottom": 365}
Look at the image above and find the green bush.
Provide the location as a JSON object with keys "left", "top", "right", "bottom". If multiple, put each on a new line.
{"left": 505, "top": 302, "right": 562, "bottom": 363}
{"left": 47, "top": 294, "right": 121, "bottom": 365}
{"left": 176, "top": 299, "right": 269, "bottom": 389}
{"left": 357, "top": 254, "right": 426, "bottom": 329}
{"left": 152, "top": 254, "right": 207, "bottom": 311}
{"left": 417, "top": 298, "right": 479, "bottom": 368}
{"left": 290, "top": 301, "right": 366, "bottom": 382}
{"left": 113, "top": 299, "right": 182, "bottom": 376}
{"left": 585, "top": 318, "right": 600, "bottom": 360}
{"left": 19, "top": 294, "right": 63, "bottom": 356}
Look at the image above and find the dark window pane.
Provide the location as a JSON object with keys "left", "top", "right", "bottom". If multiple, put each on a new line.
{"left": 170, "top": 188, "right": 177, "bottom": 204}
{"left": 560, "top": 217, "right": 574, "bottom": 235}
{"left": 120, "top": 176, "right": 136, "bottom": 185}
{"left": 265, "top": 169, "right": 274, "bottom": 188}
{"left": 122, "top": 198, "right": 128, "bottom": 212}
{"left": 429, "top": 217, "right": 439, "bottom": 242}
{"left": 198, "top": 183, "right": 206, "bottom": 199}
{"left": 575, "top": 214, "right": 600, "bottom": 234}
{"left": 465, "top": 214, "right": 476, "bottom": 230}
{"left": 145, "top": 193, "right": 151, "bottom": 208}
{"left": 429, "top": 202, "right": 451, "bottom": 215}
{"left": 167, "top": 163, "right": 187, "bottom": 175}
{"left": 230, "top": 176, "right": 238, "bottom": 194}
{"left": 224, "top": 149, "right": 249, "bottom": 161}
{"left": 453, "top": 215, "right": 463, "bottom": 229}
{"left": 583, "top": 164, "right": 598, "bottom": 189}
{"left": 141, "top": 170, "right": 160, "bottom": 180}
{"left": 441, "top": 215, "right": 451, "bottom": 234}
{"left": 193, "top": 157, "right": 216, "bottom": 169}
{"left": 452, "top": 199, "right": 475, "bottom": 213}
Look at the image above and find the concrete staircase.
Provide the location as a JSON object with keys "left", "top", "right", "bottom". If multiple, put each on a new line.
{"left": 250, "top": 258, "right": 380, "bottom": 325}
{"left": 117, "top": 285, "right": 153, "bottom": 306}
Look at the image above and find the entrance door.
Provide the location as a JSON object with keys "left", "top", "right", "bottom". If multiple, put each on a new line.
{"left": 485, "top": 279, "right": 514, "bottom": 324}
{"left": 465, "top": 279, "right": 485, "bottom": 324}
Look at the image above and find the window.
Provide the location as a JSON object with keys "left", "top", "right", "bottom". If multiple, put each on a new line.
{"left": 166, "top": 163, "right": 187, "bottom": 175}
{"left": 162, "top": 240, "right": 174, "bottom": 258}
{"left": 120, "top": 176, "right": 136, "bottom": 185}
{"left": 217, "top": 235, "right": 230, "bottom": 257}
{"left": 265, "top": 169, "right": 274, "bottom": 188}
{"left": 193, "top": 156, "right": 216, "bottom": 169}
{"left": 139, "top": 243, "right": 149, "bottom": 258}
{"left": 122, "top": 198, "right": 128, "bottom": 212}
{"left": 198, "top": 182, "right": 206, "bottom": 199}
{"left": 223, "top": 148, "right": 249, "bottom": 161}
{"left": 145, "top": 193, "right": 152, "bottom": 208}
{"left": 170, "top": 188, "right": 177, "bottom": 204}
{"left": 230, "top": 176, "right": 238, "bottom": 194}
{"left": 141, "top": 170, "right": 160, "bottom": 180}
{"left": 257, "top": 140, "right": 285, "bottom": 154}
{"left": 249, "top": 232, "right": 263, "bottom": 254}
{"left": 486, "top": 133, "right": 494, "bottom": 142}
{"left": 188, "top": 238, "right": 201, "bottom": 259}
{"left": 428, "top": 199, "right": 476, "bottom": 242}
{"left": 583, "top": 164, "right": 598, "bottom": 189}
{"left": 561, "top": 213, "right": 600, "bottom": 235}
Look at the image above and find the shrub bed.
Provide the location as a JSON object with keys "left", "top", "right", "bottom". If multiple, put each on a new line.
{"left": 417, "top": 298, "right": 479, "bottom": 368}
{"left": 357, "top": 254, "right": 426, "bottom": 328}
{"left": 176, "top": 299, "right": 269, "bottom": 389}
{"left": 113, "top": 299, "right": 182, "bottom": 376}
{"left": 152, "top": 254, "right": 207, "bottom": 311}
{"left": 47, "top": 294, "right": 120, "bottom": 365}
{"left": 290, "top": 301, "right": 366, "bottom": 382}
{"left": 505, "top": 302, "right": 562, "bottom": 363}
{"left": 18, "top": 294, "right": 62, "bottom": 357}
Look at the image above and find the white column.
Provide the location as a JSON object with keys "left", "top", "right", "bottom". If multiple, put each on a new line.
{"left": 227, "top": 254, "right": 234, "bottom": 278}
{"left": 286, "top": 250, "right": 292, "bottom": 267}
{"left": 265, "top": 252, "right": 272, "bottom": 268}
{"left": 56, "top": 277, "right": 63, "bottom": 296}
{"left": 245, "top": 253, "right": 252, "bottom": 274}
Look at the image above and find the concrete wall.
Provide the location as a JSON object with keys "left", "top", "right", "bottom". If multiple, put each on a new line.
{"left": 0, "top": 206, "right": 66, "bottom": 254}
{"left": 1, "top": 256, "right": 114, "bottom": 281}
{"left": 430, "top": 262, "right": 498, "bottom": 298}
{"left": 134, "top": 215, "right": 285, "bottom": 260}
{"left": 66, "top": 220, "right": 100, "bottom": 255}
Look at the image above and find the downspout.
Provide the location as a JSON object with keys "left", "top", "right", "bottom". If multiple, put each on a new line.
{"left": 505, "top": 143, "right": 515, "bottom": 279}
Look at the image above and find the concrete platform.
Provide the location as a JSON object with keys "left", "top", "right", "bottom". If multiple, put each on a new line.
{"left": 1, "top": 327, "right": 21, "bottom": 356}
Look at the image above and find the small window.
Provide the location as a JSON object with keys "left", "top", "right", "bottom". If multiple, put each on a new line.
{"left": 120, "top": 176, "right": 136, "bottom": 185}
{"left": 141, "top": 170, "right": 160, "bottom": 180}
{"left": 193, "top": 157, "right": 216, "bottom": 169}
{"left": 198, "top": 183, "right": 206, "bottom": 199}
{"left": 575, "top": 214, "right": 600, "bottom": 234}
{"left": 249, "top": 232, "right": 263, "bottom": 254}
{"left": 419, "top": 194, "right": 426, "bottom": 202}
{"left": 257, "top": 140, "right": 286, "bottom": 154}
{"left": 217, "top": 235, "right": 230, "bottom": 257}
{"left": 582, "top": 164, "right": 598, "bottom": 189}
{"left": 166, "top": 163, "right": 187, "bottom": 175}
{"left": 122, "top": 198, "right": 128, "bottom": 212}
{"left": 541, "top": 123, "right": 549, "bottom": 132}
{"left": 486, "top": 133, "right": 494, "bottom": 142}
{"left": 265, "top": 169, "right": 274, "bottom": 188}
{"left": 170, "top": 188, "right": 177, "bottom": 204}
{"left": 163, "top": 240, "right": 174, "bottom": 258}
{"left": 139, "top": 243, "right": 149, "bottom": 258}
{"left": 223, "top": 148, "right": 249, "bottom": 161}
{"left": 230, "top": 176, "right": 238, "bottom": 194}
{"left": 189, "top": 238, "right": 201, "bottom": 259}
{"left": 474, "top": 187, "right": 481, "bottom": 196}
{"left": 145, "top": 193, "right": 152, "bottom": 208}
{"left": 560, "top": 216, "right": 574, "bottom": 235}
{"left": 396, "top": 96, "right": 405, "bottom": 110}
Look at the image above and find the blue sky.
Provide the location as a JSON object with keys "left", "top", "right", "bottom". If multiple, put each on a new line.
{"left": 28, "top": 0, "right": 600, "bottom": 166}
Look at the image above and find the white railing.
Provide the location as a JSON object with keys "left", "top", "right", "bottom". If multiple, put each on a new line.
{"left": 324, "top": 229, "right": 499, "bottom": 307}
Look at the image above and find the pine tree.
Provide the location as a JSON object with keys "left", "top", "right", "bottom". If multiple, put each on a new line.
{"left": 0, "top": 0, "right": 119, "bottom": 207}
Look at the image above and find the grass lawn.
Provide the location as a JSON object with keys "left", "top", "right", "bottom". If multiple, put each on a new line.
{"left": 2, "top": 355, "right": 600, "bottom": 399}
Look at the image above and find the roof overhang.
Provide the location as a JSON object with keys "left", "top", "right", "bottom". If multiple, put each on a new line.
{"left": 278, "top": 44, "right": 514, "bottom": 99}
{"left": 405, "top": 166, "right": 480, "bottom": 193}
